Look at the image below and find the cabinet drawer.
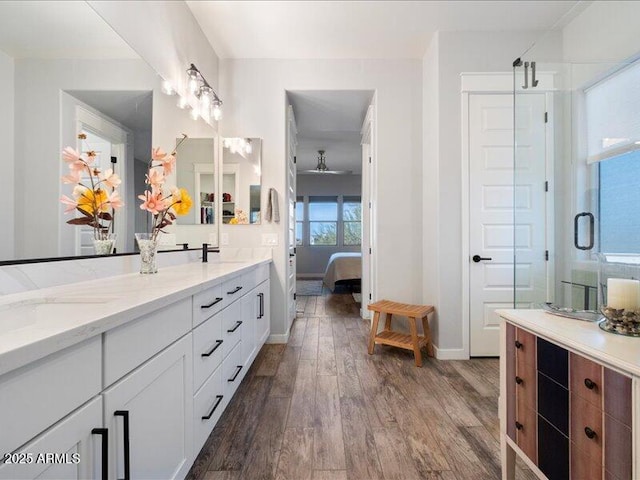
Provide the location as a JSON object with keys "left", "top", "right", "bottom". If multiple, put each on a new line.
{"left": 223, "top": 341, "right": 244, "bottom": 401}
{"left": 571, "top": 441, "right": 603, "bottom": 480}
{"left": 570, "top": 353, "right": 602, "bottom": 408}
{"left": 604, "top": 414, "right": 632, "bottom": 480}
{"left": 0, "top": 336, "right": 101, "bottom": 456}
{"left": 515, "top": 328, "right": 536, "bottom": 369}
{"left": 193, "top": 283, "right": 224, "bottom": 327}
{"left": 222, "top": 274, "right": 246, "bottom": 302}
{"left": 515, "top": 402, "right": 537, "bottom": 464}
{"left": 570, "top": 393, "right": 602, "bottom": 460}
{"left": 515, "top": 356, "right": 536, "bottom": 410}
{"left": 193, "top": 312, "right": 224, "bottom": 392}
{"left": 221, "top": 301, "right": 243, "bottom": 358}
{"left": 604, "top": 368, "right": 632, "bottom": 428}
{"left": 538, "top": 372, "right": 569, "bottom": 436}
{"left": 538, "top": 415, "right": 569, "bottom": 480}
{"left": 193, "top": 365, "right": 225, "bottom": 454}
{"left": 537, "top": 338, "right": 568, "bottom": 388}
{"left": 103, "top": 297, "right": 191, "bottom": 387}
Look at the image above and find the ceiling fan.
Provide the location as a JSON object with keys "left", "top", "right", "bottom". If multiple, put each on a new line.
{"left": 299, "top": 150, "right": 352, "bottom": 175}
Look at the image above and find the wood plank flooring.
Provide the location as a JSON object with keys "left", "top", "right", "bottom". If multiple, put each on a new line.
{"left": 187, "top": 291, "right": 535, "bottom": 480}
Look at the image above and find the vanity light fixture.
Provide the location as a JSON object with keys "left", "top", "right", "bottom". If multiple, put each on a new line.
{"left": 186, "top": 63, "right": 223, "bottom": 122}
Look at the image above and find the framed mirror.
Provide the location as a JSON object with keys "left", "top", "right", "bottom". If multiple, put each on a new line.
{"left": 221, "top": 137, "right": 262, "bottom": 224}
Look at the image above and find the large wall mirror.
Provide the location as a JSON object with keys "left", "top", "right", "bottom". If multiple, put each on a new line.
{"left": 221, "top": 138, "right": 262, "bottom": 224}
{"left": 0, "top": 1, "right": 218, "bottom": 263}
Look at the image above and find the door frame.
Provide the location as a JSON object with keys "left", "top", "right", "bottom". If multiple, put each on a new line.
{"left": 361, "top": 100, "right": 377, "bottom": 319}
{"left": 461, "top": 72, "right": 555, "bottom": 358}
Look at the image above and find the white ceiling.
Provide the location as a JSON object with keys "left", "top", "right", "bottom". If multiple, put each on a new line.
{"left": 187, "top": 1, "right": 583, "bottom": 59}
{"left": 289, "top": 90, "right": 373, "bottom": 173}
{"left": 0, "top": 1, "right": 138, "bottom": 59}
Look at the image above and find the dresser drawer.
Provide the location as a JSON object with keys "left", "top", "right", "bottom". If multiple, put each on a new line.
{"left": 193, "top": 312, "right": 224, "bottom": 392}
{"left": 571, "top": 441, "right": 602, "bottom": 480}
{"left": 515, "top": 328, "right": 536, "bottom": 369}
{"left": 604, "top": 414, "right": 632, "bottom": 480}
{"left": 223, "top": 341, "right": 244, "bottom": 400}
{"left": 515, "top": 355, "right": 536, "bottom": 410}
{"left": 537, "top": 338, "right": 568, "bottom": 388}
{"left": 515, "top": 402, "right": 537, "bottom": 464}
{"left": 222, "top": 274, "right": 246, "bottom": 302}
{"left": 570, "top": 353, "right": 602, "bottom": 407}
{"left": 193, "top": 283, "right": 224, "bottom": 327}
{"left": 604, "top": 368, "right": 632, "bottom": 428}
{"left": 221, "top": 301, "right": 243, "bottom": 358}
{"left": 538, "top": 372, "right": 569, "bottom": 436}
{"left": 0, "top": 336, "right": 101, "bottom": 456}
{"left": 538, "top": 415, "right": 569, "bottom": 480}
{"left": 103, "top": 297, "right": 191, "bottom": 386}
{"left": 570, "top": 393, "right": 602, "bottom": 459}
{"left": 193, "top": 364, "right": 225, "bottom": 454}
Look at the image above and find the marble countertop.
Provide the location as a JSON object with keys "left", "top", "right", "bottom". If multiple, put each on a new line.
{"left": 0, "top": 258, "right": 271, "bottom": 377}
{"left": 498, "top": 309, "right": 640, "bottom": 377}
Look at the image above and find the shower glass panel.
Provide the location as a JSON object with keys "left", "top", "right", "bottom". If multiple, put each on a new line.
{"left": 513, "top": 53, "right": 637, "bottom": 314}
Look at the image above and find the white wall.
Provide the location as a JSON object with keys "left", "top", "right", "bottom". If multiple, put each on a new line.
{"left": 0, "top": 50, "right": 14, "bottom": 260}
{"left": 423, "top": 31, "right": 562, "bottom": 356}
{"left": 220, "top": 59, "right": 422, "bottom": 340}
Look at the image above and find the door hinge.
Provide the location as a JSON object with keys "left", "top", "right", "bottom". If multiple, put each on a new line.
{"left": 294, "top": 247, "right": 297, "bottom": 254}
{"left": 294, "top": 293, "right": 297, "bottom": 300}
{"left": 544, "top": 112, "right": 548, "bottom": 123}
{"left": 369, "top": 247, "right": 372, "bottom": 254}
{"left": 545, "top": 250, "right": 549, "bottom": 261}
{"left": 369, "top": 156, "right": 372, "bottom": 164}
{"left": 369, "top": 293, "right": 372, "bottom": 300}
{"left": 293, "top": 156, "right": 297, "bottom": 164}
{"left": 544, "top": 181, "right": 548, "bottom": 192}
{"left": 369, "top": 201, "right": 372, "bottom": 209}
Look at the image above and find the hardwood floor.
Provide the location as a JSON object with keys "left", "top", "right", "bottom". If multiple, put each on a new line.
{"left": 187, "top": 291, "right": 535, "bottom": 480}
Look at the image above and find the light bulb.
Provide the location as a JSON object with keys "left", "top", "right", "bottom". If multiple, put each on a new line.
{"left": 190, "top": 106, "right": 200, "bottom": 120}
{"left": 177, "top": 96, "right": 188, "bottom": 109}
{"left": 212, "top": 103, "right": 222, "bottom": 121}
{"left": 161, "top": 80, "right": 175, "bottom": 95}
{"left": 245, "top": 140, "right": 252, "bottom": 154}
{"left": 188, "top": 77, "right": 198, "bottom": 94}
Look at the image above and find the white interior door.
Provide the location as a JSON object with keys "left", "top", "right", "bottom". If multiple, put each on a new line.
{"left": 469, "top": 93, "right": 547, "bottom": 356}
{"left": 286, "top": 105, "right": 298, "bottom": 330}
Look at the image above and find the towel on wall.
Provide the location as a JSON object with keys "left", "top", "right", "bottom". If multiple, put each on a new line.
{"left": 265, "top": 188, "right": 280, "bottom": 223}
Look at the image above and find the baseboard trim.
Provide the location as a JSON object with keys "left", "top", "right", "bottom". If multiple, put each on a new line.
{"left": 267, "top": 332, "right": 290, "bottom": 344}
{"left": 433, "top": 345, "right": 469, "bottom": 360}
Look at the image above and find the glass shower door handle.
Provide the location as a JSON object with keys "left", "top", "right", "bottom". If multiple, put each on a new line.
{"left": 574, "top": 212, "right": 595, "bottom": 250}
{"left": 472, "top": 255, "right": 492, "bottom": 263}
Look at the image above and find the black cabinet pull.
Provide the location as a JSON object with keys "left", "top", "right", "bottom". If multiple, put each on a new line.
{"left": 202, "top": 395, "right": 224, "bottom": 420}
{"left": 227, "top": 320, "right": 242, "bottom": 333}
{"left": 584, "top": 378, "right": 596, "bottom": 390}
{"left": 202, "top": 340, "right": 223, "bottom": 357}
{"left": 114, "top": 411, "right": 130, "bottom": 480}
{"left": 91, "top": 428, "right": 108, "bottom": 480}
{"left": 584, "top": 426, "right": 597, "bottom": 439}
{"left": 515, "top": 421, "right": 523, "bottom": 431}
{"left": 515, "top": 340, "right": 523, "bottom": 349}
{"left": 515, "top": 376, "right": 523, "bottom": 385}
{"left": 228, "top": 365, "right": 243, "bottom": 382}
{"left": 227, "top": 286, "right": 243, "bottom": 295}
{"left": 257, "top": 293, "right": 264, "bottom": 318}
{"left": 201, "top": 297, "right": 223, "bottom": 309}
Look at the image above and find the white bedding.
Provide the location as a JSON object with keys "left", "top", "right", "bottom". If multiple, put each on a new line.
{"left": 323, "top": 252, "right": 362, "bottom": 292}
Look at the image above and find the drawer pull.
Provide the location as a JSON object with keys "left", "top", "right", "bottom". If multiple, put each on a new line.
{"left": 258, "top": 292, "right": 264, "bottom": 318}
{"left": 584, "top": 378, "right": 596, "bottom": 390}
{"left": 515, "top": 340, "right": 523, "bottom": 349}
{"left": 227, "top": 286, "right": 243, "bottom": 295}
{"left": 515, "top": 421, "right": 523, "bottom": 431}
{"left": 202, "top": 340, "right": 223, "bottom": 357}
{"left": 228, "top": 365, "right": 243, "bottom": 382}
{"left": 114, "top": 410, "right": 130, "bottom": 480}
{"left": 584, "top": 427, "right": 597, "bottom": 439}
{"left": 227, "top": 320, "right": 243, "bottom": 333}
{"left": 515, "top": 376, "right": 523, "bottom": 385}
{"left": 202, "top": 395, "right": 224, "bottom": 420}
{"left": 91, "top": 428, "right": 109, "bottom": 480}
{"left": 201, "top": 297, "right": 223, "bottom": 309}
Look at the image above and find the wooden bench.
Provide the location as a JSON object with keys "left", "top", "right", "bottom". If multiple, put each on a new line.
{"left": 367, "top": 300, "right": 435, "bottom": 367}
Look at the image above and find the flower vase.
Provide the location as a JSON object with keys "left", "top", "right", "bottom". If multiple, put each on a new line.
{"left": 93, "top": 232, "right": 117, "bottom": 255}
{"left": 135, "top": 233, "right": 159, "bottom": 274}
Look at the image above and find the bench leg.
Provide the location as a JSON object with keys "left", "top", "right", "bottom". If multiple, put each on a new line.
{"left": 384, "top": 312, "right": 392, "bottom": 331}
{"left": 368, "top": 311, "right": 381, "bottom": 355}
{"left": 408, "top": 317, "right": 422, "bottom": 367}
{"left": 421, "top": 315, "right": 434, "bottom": 358}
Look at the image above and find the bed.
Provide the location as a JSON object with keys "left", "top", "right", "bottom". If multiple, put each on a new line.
{"left": 323, "top": 252, "right": 362, "bottom": 292}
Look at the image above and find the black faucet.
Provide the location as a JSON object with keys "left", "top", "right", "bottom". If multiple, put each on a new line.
{"left": 202, "top": 243, "right": 219, "bottom": 263}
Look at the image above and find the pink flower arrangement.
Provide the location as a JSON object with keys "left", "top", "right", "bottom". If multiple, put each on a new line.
{"left": 59, "top": 134, "right": 124, "bottom": 240}
{"left": 138, "top": 134, "right": 192, "bottom": 241}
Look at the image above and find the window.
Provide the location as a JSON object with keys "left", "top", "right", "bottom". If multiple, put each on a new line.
{"left": 295, "top": 197, "right": 304, "bottom": 246}
{"left": 309, "top": 196, "right": 338, "bottom": 245}
{"left": 343, "top": 196, "right": 362, "bottom": 246}
{"left": 599, "top": 150, "right": 640, "bottom": 253}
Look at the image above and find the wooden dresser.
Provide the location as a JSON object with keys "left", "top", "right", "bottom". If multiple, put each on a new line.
{"left": 498, "top": 309, "right": 638, "bottom": 480}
